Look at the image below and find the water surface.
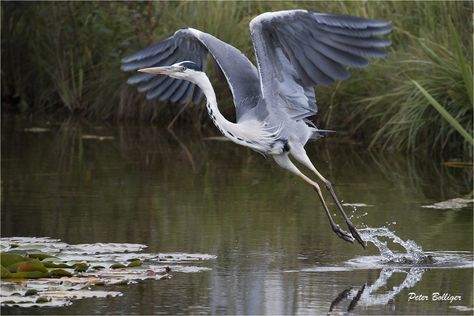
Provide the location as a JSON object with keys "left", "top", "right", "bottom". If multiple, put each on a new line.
{"left": 2, "top": 116, "right": 473, "bottom": 314}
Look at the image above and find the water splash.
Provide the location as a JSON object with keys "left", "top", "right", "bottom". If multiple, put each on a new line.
{"left": 358, "top": 227, "right": 434, "bottom": 265}
{"left": 296, "top": 226, "right": 472, "bottom": 273}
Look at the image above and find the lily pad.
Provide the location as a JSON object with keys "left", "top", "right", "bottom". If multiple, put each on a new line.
{"left": 1, "top": 252, "right": 26, "bottom": 267}
{"left": 127, "top": 260, "right": 142, "bottom": 267}
{"left": 9, "top": 271, "right": 51, "bottom": 279}
{"left": 36, "top": 297, "right": 51, "bottom": 303}
{"left": 17, "top": 259, "right": 48, "bottom": 273}
{"left": 1, "top": 265, "right": 11, "bottom": 278}
{"left": 24, "top": 289, "right": 38, "bottom": 296}
{"left": 29, "top": 253, "right": 59, "bottom": 261}
{"left": 110, "top": 263, "right": 126, "bottom": 269}
{"left": 73, "top": 262, "right": 89, "bottom": 272}
{"left": 43, "top": 261, "right": 72, "bottom": 269}
{"left": 1, "top": 236, "right": 216, "bottom": 308}
{"left": 50, "top": 269, "right": 73, "bottom": 277}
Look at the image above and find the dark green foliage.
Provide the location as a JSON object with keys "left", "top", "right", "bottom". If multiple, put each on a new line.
{"left": 1, "top": 1, "right": 472, "bottom": 156}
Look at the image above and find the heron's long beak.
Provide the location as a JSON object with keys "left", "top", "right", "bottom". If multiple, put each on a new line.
{"left": 138, "top": 66, "right": 177, "bottom": 75}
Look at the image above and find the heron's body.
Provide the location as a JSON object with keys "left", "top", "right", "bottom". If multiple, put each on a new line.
{"left": 189, "top": 57, "right": 313, "bottom": 156}
{"left": 122, "top": 9, "right": 392, "bottom": 247}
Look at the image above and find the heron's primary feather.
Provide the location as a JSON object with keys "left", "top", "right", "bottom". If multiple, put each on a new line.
{"left": 121, "top": 32, "right": 206, "bottom": 105}
{"left": 249, "top": 10, "right": 391, "bottom": 120}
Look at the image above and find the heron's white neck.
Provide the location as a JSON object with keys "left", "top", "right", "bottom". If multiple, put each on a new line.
{"left": 192, "top": 72, "right": 280, "bottom": 153}
{"left": 193, "top": 72, "right": 235, "bottom": 136}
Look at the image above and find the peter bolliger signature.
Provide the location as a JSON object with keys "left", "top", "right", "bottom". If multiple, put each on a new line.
{"left": 408, "top": 292, "right": 462, "bottom": 303}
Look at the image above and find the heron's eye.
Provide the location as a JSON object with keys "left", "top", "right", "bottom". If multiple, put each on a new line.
{"left": 180, "top": 66, "right": 187, "bottom": 72}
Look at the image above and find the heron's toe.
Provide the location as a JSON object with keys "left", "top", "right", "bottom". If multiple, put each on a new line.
{"left": 348, "top": 225, "right": 366, "bottom": 249}
{"left": 333, "top": 224, "right": 354, "bottom": 243}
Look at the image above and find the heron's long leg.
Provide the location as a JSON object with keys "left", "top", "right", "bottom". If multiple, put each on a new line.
{"left": 290, "top": 147, "right": 366, "bottom": 248}
{"left": 273, "top": 154, "right": 354, "bottom": 243}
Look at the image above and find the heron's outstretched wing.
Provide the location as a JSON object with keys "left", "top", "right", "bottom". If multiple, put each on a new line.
{"left": 121, "top": 28, "right": 261, "bottom": 120}
{"left": 250, "top": 10, "right": 391, "bottom": 120}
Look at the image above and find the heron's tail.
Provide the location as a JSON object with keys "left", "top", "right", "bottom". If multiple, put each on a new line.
{"left": 311, "top": 128, "right": 336, "bottom": 140}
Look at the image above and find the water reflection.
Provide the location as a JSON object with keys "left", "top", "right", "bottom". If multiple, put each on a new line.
{"left": 2, "top": 116, "right": 473, "bottom": 315}
{"left": 329, "top": 268, "right": 426, "bottom": 313}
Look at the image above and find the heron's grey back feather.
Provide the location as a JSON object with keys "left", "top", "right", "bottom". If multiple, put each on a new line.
{"left": 249, "top": 10, "right": 391, "bottom": 121}
{"left": 121, "top": 29, "right": 261, "bottom": 121}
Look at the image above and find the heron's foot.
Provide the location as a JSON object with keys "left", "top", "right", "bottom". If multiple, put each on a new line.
{"left": 347, "top": 222, "right": 366, "bottom": 249}
{"left": 332, "top": 224, "right": 354, "bottom": 244}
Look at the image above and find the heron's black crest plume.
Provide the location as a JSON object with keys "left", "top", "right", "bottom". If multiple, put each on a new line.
{"left": 178, "top": 61, "right": 202, "bottom": 71}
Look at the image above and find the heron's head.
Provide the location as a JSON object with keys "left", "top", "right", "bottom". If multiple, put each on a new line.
{"left": 138, "top": 61, "right": 202, "bottom": 81}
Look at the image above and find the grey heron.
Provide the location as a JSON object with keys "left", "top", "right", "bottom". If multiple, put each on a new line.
{"left": 121, "top": 10, "right": 392, "bottom": 248}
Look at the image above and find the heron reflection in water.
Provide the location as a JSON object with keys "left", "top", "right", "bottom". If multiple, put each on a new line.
{"left": 329, "top": 267, "right": 426, "bottom": 313}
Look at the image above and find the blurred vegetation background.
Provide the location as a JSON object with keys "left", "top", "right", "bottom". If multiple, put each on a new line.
{"left": 1, "top": 1, "right": 472, "bottom": 157}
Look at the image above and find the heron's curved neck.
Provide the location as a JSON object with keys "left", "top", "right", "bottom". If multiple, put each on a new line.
{"left": 192, "top": 72, "right": 278, "bottom": 153}
{"left": 194, "top": 73, "right": 234, "bottom": 134}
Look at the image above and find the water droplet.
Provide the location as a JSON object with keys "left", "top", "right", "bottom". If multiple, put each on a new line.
{"left": 358, "top": 227, "right": 430, "bottom": 264}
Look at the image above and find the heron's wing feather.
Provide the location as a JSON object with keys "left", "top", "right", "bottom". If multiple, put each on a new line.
{"left": 121, "top": 29, "right": 261, "bottom": 120}
{"left": 189, "top": 29, "right": 261, "bottom": 120}
{"left": 121, "top": 31, "right": 206, "bottom": 104}
{"left": 250, "top": 10, "right": 391, "bottom": 119}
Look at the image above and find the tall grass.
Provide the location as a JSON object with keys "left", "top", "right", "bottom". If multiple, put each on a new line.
{"left": 350, "top": 10, "right": 473, "bottom": 157}
{"left": 1, "top": 1, "right": 472, "bottom": 157}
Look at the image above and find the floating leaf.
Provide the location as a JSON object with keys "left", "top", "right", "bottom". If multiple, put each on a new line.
{"left": 29, "top": 253, "right": 59, "bottom": 261}
{"left": 7, "top": 261, "right": 22, "bottom": 273}
{"left": 1, "top": 236, "right": 216, "bottom": 308}
{"left": 35, "top": 297, "right": 50, "bottom": 303}
{"left": 127, "top": 260, "right": 142, "bottom": 267}
{"left": 50, "top": 269, "right": 73, "bottom": 277}
{"left": 42, "top": 290, "right": 122, "bottom": 299}
{"left": 9, "top": 271, "right": 51, "bottom": 279}
{"left": 1, "top": 252, "right": 26, "bottom": 267}
{"left": 17, "top": 259, "right": 48, "bottom": 273}
{"left": 43, "top": 261, "right": 72, "bottom": 269}
{"left": 73, "top": 262, "right": 89, "bottom": 272}
{"left": 110, "top": 263, "right": 126, "bottom": 269}
{"left": 66, "top": 242, "right": 147, "bottom": 254}
{"left": 1, "top": 265, "right": 11, "bottom": 278}
{"left": 24, "top": 289, "right": 38, "bottom": 296}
